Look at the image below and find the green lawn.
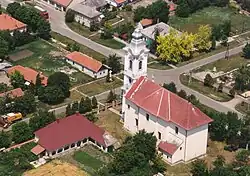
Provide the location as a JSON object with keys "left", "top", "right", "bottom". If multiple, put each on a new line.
{"left": 70, "top": 72, "right": 94, "bottom": 87}
{"left": 180, "top": 74, "right": 233, "bottom": 102}
{"left": 148, "top": 61, "right": 172, "bottom": 70}
{"left": 51, "top": 32, "right": 107, "bottom": 62}
{"left": 169, "top": 6, "right": 250, "bottom": 35}
{"left": 90, "top": 35, "right": 126, "bottom": 49}
{"left": 67, "top": 22, "right": 95, "bottom": 37}
{"left": 13, "top": 40, "right": 66, "bottom": 76}
{"left": 235, "top": 101, "right": 250, "bottom": 114}
{"left": 77, "top": 77, "right": 123, "bottom": 96}
{"left": 73, "top": 151, "right": 104, "bottom": 171}
{"left": 197, "top": 54, "right": 250, "bottom": 73}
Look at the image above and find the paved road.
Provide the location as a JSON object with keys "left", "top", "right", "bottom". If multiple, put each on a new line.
{"left": 0, "top": 0, "right": 245, "bottom": 115}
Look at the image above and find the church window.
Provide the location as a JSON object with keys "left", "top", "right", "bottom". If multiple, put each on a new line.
{"left": 135, "top": 119, "right": 138, "bottom": 127}
{"left": 129, "top": 60, "right": 133, "bottom": 70}
{"left": 139, "top": 61, "right": 142, "bottom": 70}
{"left": 175, "top": 126, "right": 179, "bottom": 134}
{"left": 158, "top": 132, "right": 161, "bottom": 139}
{"left": 146, "top": 114, "right": 149, "bottom": 121}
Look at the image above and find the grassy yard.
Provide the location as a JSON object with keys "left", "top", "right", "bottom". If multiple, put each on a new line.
{"left": 116, "top": 73, "right": 124, "bottom": 80}
{"left": 169, "top": 6, "right": 250, "bottom": 34}
{"left": 51, "top": 32, "right": 107, "bottom": 62}
{"left": 148, "top": 61, "right": 172, "bottom": 70}
{"left": 96, "top": 110, "right": 130, "bottom": 143}
{"left": 197, "top": 54, "right": 250, "bottom": 73}
{"left": 67, "top": 22, "right": 95, "bottom": 37}
{"left": 70, "top": 90, "right": 86, "bottom": 102}
{"left": 180, "top": 74, "right": 233, "bottom": 102}
{"left": 70, "top": 72, "right": 94, "bottom": 87}
{"left": 235, "top": 101, "right": 250, "bottom": 114}
{"left": 77, "top": 77, "right": 123, "bottom": 97}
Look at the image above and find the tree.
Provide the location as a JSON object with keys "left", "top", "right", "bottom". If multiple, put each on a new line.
{"left": 79, "top": 97, "right": 92, "bottom": 113}
{"left": 194, "top": 25, "right": 212, "bottom": 51}
{"left": 12, "top": 121, "right": 33, "bottom": 144}
{"left": 234, "top": 65, "right": 250, "bottom": 91}
{"left": 178, "top": 89, "right": 187, "bottom": 99}
{"left": 65, "top": 9, "right": 75, "bottom": 23}
{"left": 211, "top": 36, "right": 216, "bottom": 50}
{"left": 190, "top": 159, "right": 209, "bottom": 176}
{"left": 133, "top": 6, "right": 146, "bottom": 22}
{"left": 71, "top": 101, "right": 79, "bottom": 113}
{"left": 91, "top": 96, "right": 98, "bottom": 109}
{"left": 66, "top": 104, "right": 74, "bottom": 116}
{"left": 147, "top": 0, "right": 170, "bottom": 23}
{"left": 13, "top": 91, "right": 36, "bottom": 115}
{"left": 47, "top": 72, "right": 70, "bottom": 98}
{"left": 35, "top": 73, "right": 42, "bottom": 95}
{"left": 235, "top": 150, "right": 250, "bottom": 163}
{"left": 243, "top": 43, "right": 250, "bottom": 59}
{"left": 176, "top": 1, "right": 191, "bottom": 17}
{"left": 204, "top": 74, "right": 214, "bottom": 87}
{"left": 106, "top": 71, "right": 112, "bottom": 82}
{"left": 101, "top": 23, "right": 113, "bottom": 39}
{"left": 37, "top": 19, "right": 51, "bottom": 40}
{"left": 157, "top": 30, "right": 195, "bottom": 63}
{"left": 0, "top": 131, "right": 11, "bottom": 148}
{"left": 38, "top": 86, "right": 65, "bottom": 105}
{"left": 9, "top": 70, "right": 26, "bottom": 89}
{"left": 105, "top": 54, "right": 121, "bottom": 74}
{"left": 29, "top": 110, "right": 56, "bottom": 132}
{"left": 13, "top": 31, "right": 34, "bottom": 47}
{"left": 218, "top": 83, "right": 223, "bottom": 92}
{"left": 106, "top": 90, "right": 116, "bottom": 103}
{"left": 85, "top": 112, "right": 98, "bottom": 122}
{"left": 0, "top": 37, "right": 9, "bottom": 60}
{"left": 163, "top": 82, "right": 177, "bottom": 93}
{"left": 6, "top": 2, "right": 21, "bottom": 17}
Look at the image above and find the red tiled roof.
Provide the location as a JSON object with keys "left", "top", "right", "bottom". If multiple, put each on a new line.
{"left": 140, "top": 18, "right": 153, "bottom": 27}
{"left": 0, "top": 88, "right": 24, "bottom": 98}
{"left": 114, "top": 0, "right": 126, "bottom": 4}
{"left": 51, "top": 0, "right": 72, "bottom": 7}
{"left": 66, "top": 51, "right": 103, "bottom": 73}
{"left": 158, "top": 141, "right": 178, "bottom": 155}
{"left": 125, "top": 76, "right": 213, "bottom": 130}
{"left": 34, "top": 113, "right": 106, "bottom": 151}
{"left": 0, "top": 14, "right": 26, "bottom": 31}
{"left": 31, "top": 145, "right": 45, "bottom": 155}
{"left": 169, "top": 3, "right": 176, "bottom": 11}
{"left": 7, "top": 65, "right": 48, "bottom": 86}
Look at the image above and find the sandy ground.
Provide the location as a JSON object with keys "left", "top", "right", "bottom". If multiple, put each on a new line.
{"left": 24, "top": 160, "right": 89, "bottom": 176}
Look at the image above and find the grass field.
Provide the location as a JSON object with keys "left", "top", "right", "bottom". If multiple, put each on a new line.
{"left": 51, "top": 32, "right": 107, "bottom": 62}
{"left": 169, "top": 6, "right": 250, "bottom": 35}
{"left": 24, "top": 160, "right": 89, "bottom": 176}
{"left": 235, "top": 101, "right": 250, "bottom": 114}
{"left": 96, "top": 110, "right": 130, "bottom": 143}
{"left": 70, "top": 90, "right": 86, "bottom": 101}
{"left": 67, "top": 22, "right": 95, "bottom": 37}
{"left": 77, "top": 77, "right": 123, "bottom": 96}
{"left": 90, "top": 34, "right": 126, "bottom": 49}
{"left": 180, "top": 74, "right": 233, "bottom": 102}
{"left": 148, "top": 61, "right": 172, "bottom": 70}
{"left": 197, "top": 54, "right": 250, "bottom": 73}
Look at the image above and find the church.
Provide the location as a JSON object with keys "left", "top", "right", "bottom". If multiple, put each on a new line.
{"left": 121, "top": 29, "right": 213, "bottom": 165}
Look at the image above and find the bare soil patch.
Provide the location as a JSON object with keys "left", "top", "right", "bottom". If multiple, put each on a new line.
{"left": 8, "top": 49, "right": 33, "bottom": 61}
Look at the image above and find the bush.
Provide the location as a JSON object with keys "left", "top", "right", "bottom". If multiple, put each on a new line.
{"left": 163, "top": 82, "right": 177, "bottom": 93}
{"left": 177, "top": 89, "right": 187, "bottom": 99}
{"left": 176, "top": 2, "right": 190, "bottom": 17}
{"left": 65, "top": 9, "right": 75, "bottom": 23}
{"left": 204, "top": 74, "right": 214, "bottom": 87}
{"left": 243, "top": 43, "right": 250, "bottom": 59}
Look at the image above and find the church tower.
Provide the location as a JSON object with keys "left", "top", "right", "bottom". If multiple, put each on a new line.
{"left": 121, "top": 28, "right": 149, "bottom": 119}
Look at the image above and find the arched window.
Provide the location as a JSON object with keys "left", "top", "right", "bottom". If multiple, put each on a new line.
{"left": 129, "top": 60, "right": 133, "bottom": 70}
{"left": 139, "top": 61, "right": 142, "bottom": 70}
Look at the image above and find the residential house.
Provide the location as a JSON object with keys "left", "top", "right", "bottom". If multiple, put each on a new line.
{"left": 141, "top": 22, "right": 181, "bottom": 47}
{"left": 0, "top": 88, "right": 24, "bottom": 98}
{"left": 70, "top": 2, "right": 103, "bottom": 27}
{"left": 0, "top": 14, "right": 27, "bottom": 35}
{"left": 43, "top": 0, "right": 73, "bottom": 11}
{"left": 65, "top": 51, "right": 109, "bottom": 78}
{"left": 106, "top": 0, "right": 127, "bottom": 7}
{"left": 123, "top": 76, "right": 213, "bottom": 165}
{"left": 139, "top": 18, "right": 153, "bottom": 28}
{"left": 7, "top": 65, "right": 48, "bottom": 86}
{"left": 31, "top": 113, "right": 117, "bottom": 158}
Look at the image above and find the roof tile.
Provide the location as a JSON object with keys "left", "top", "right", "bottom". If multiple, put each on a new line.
{"left": 0, "top": 88, "right": 24, "bottom": 98}
{"left": 158, "top": 141, "right": 178, "bottom": 155}
{"left": 0, "top": 14, "right": 26, "bottom": 31}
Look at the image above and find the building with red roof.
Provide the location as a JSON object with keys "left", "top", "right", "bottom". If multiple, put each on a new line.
{"left": 123, "top": 76, "right": 213, "bottom": 165}
{"left": 139, "top": 18, "right": 153, "bottom": 28}
{"left": 0, "top": 14, "right": 27, "bottom": 34}
{"left": 32, "top": 113, "right": 117, "bottom": 158}
{"left": 43, "top": 0, "right": 73, "bottom": 11}
{"left": 65, "top": 51, "right": 109, "bottom": 78}
{"left": 7, "top": 65, "right": 48, "bottom": 86}
{"left": 0, "top": 88, "right": 24, "bottom": 98}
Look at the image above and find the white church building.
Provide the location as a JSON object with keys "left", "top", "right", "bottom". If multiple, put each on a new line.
{"left": 121, "top": 29, "right": 213, "bottom": 165}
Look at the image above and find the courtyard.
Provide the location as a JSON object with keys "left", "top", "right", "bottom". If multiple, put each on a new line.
{"left": 169, "top": 7, "right": 250, "bottom": 34}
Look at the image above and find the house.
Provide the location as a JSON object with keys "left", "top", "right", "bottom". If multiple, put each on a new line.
{"left": 139, "top": 18, "right": 153, "bottom": 28}
{"left": 121, "top": 28, "right": 213, "bottom": 165}
{"left": 141, "top": 22, "right": 181, "bottom": 47}
{"left": 123, "top": 76, "right": 213, "bottom": 165}
{"left": 0, "top": 88, "right": 24, "bottom": 98}
{"left": 0, "top": 14, "right": 27, "bottom": 35}
{"left": 70, "top": 2, "right": 102, "bottom": 28}
{"left": 7, "top": 65, "right": 48, "bottom": 86}
{"left": 106, "top": 0, "right": 127, "bottom": 7}
{"left": 31, "top": 113, "right": 117, "bottom": 158}
{"left": 43, "top": 0, "right": 73, "bottom": 11}
{"left": 65, "top": 51, "right": 109, "bottom": 78}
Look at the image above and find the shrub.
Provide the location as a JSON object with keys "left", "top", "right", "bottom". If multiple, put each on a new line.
{"left": 204, "top": 74, "right": 214, "bottom": 87}
{"left": 65, "top": 9, "right": 75, "bottom": 23}
{"left": 243, "top": 43, "right": 250, "bottom": 59}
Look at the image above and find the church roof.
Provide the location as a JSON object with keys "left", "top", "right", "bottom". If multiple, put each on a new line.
{"left": 125, "top": 76, "right": 213, "bottom": 130}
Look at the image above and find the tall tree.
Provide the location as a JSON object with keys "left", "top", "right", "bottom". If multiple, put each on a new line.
{"left": 0, "top": 37, "right": 9, "bottom": 60}
{"left": 79, "top": 97, "right": 92, "bottom": 113}
{"left": 12, "top": 121, "right": 33, "bottom": 144}
{"left": 190, "top": 159, "right": 209, "bottom": 176}
{"left": 194, "top": 25, "right": 212, "bottom": 51}
{"left": 47, "top": 72, "right": 70, "bottom": 98}
{"left": 65, "top": 9, "right": 75, "bottom": 23}
{"left": 9, "top": 70, "right": 25, "bottom": 89}
{"left": 0, "top": 131, "right": 11, "bottom": 148}
{"left": 147, "top": 0, "right": 170, "bottom": 23}
{"left": 91, "top": 96, "right": 98, "bottom": 109}
{"left": 243, "top": 43, "right": 250, "bottom": 59}
{"left": 37, "top": 19, "right": 51, "bottom": 40}
{"left": 13, "top": 91, "right": 36, "bottom": 115}
{"left": 234, "top": 65, "right": 250, "bottom": 91}
{"left": 105, "top": 54, "right": 121, "bottom": 74}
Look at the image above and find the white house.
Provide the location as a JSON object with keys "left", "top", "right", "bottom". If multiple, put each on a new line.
{"left": 0, "top": 14, "right": 27, "bottom": 35}
{"left": 121, "top": 28, "right": 213, "bottom": 165}
{"left": 65, "top": 51, "right": 109, "bottom": 78}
